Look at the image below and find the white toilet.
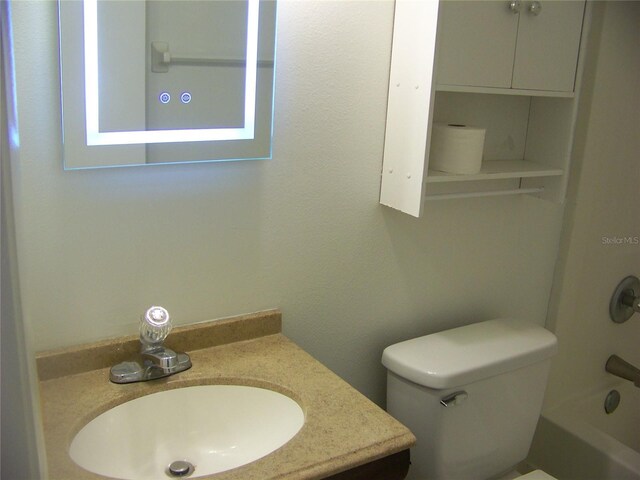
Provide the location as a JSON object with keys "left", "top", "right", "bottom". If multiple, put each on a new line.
{"left": 382, "top": 319, "right": 558, "bottom": 480}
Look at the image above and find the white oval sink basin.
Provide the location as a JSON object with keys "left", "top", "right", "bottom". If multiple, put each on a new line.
{"left": 70, "top": 385, "right": 305, "bottom": 479}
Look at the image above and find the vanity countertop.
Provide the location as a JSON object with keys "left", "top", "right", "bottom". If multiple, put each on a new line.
{"left": 37, "top": 310, "right": 415, "bottom": 480}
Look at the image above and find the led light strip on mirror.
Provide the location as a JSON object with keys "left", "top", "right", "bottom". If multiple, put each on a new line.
{"left": 83, "top": 0, "right": 259, "bottom": 146}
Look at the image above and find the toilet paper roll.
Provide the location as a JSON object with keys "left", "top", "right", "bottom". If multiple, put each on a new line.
{"left": 429, "top": 123, "right": 486, "bottom": 175}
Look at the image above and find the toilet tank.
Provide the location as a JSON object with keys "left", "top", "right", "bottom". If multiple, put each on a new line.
{"left": 382, "top": 319, "right": 557, "bottom": 480}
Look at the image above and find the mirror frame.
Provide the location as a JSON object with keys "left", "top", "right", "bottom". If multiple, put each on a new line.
{"left": 58, "top": 0, "right": 277, "bottom": 169}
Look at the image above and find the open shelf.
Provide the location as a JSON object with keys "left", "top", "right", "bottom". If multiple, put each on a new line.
{"left": 426, "top": 159, "right": 564, "bottom": 183}
{"left": 436, "top": 84, "right": 575, "bottom": 98}
{"left": 424, "top": 187, "right": 545, "bottom": 201}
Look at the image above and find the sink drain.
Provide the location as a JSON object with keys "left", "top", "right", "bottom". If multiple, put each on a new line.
{"left": 166, "top": 460, "right": 195, "bottom": 477}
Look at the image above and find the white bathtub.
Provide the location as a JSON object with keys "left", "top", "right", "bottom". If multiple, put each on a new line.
{"left": 528, "top": 382, "right": 640, "bottom": 480}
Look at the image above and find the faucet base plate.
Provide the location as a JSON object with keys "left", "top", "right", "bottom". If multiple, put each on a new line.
{"left": 109, "top": 352, "right": 192, "bottom": 384}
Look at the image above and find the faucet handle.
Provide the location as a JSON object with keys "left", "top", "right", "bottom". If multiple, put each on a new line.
{"left": 139, "top": 306, "right": 172, "bottom": 348}
{"left": 610, "top": 276, "right": 640, "bottom": 323}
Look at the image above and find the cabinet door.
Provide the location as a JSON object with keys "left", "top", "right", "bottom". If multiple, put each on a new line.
{"left": 436, "top": 1, "right": 519, "bottom": 88}
{"left": 512, "top": 0, "right": 586, "bottom": 92}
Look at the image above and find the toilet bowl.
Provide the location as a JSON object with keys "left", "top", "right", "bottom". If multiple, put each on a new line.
{"left": 382, "top": 319, "right": 558, "bottom": 480}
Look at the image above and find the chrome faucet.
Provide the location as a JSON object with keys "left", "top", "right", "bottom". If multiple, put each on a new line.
{"left": 605, "top": 355, "right": 640, "bottom": 388}
{"left": 110, "top": 306, "right": 191, "bottom": 384}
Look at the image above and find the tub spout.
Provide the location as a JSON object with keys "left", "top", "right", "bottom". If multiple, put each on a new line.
{"left": 606, "top": 355, "right": 640, "bottom": 387}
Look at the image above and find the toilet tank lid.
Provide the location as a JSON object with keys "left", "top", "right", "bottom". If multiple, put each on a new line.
{"left": 381, "top": 319, "right": 558, "bottom": 389}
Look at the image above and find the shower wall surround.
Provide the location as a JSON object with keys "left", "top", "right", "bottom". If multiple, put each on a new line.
{"left": 543, "top": 1, "right": 640, "bottom": 408}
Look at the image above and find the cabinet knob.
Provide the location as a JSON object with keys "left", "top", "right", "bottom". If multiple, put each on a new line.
{"left": 508, "top": 0, "right": 521, "bottom": 13}
{"left": 528, "top": 1, "right": 542, "bottom": 15}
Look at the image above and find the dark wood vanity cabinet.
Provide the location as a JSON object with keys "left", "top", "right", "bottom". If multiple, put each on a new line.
{"left": 324, "top": 450, "right": 411, "bottom": 480}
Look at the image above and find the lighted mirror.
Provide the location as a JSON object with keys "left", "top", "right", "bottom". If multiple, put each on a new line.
{"left": 58, "top": 0, "right": 277, "bottom": 169}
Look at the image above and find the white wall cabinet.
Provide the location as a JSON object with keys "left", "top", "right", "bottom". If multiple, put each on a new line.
{"left": 380, "top": 0, "right": 590, "bottom": 217}
{"left": 437, "top": 0, "right": 586, "bottom": 94}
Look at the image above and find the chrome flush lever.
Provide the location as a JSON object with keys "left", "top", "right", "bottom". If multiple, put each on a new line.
{"left": 440, "top": 391, "right": 469, "bottom": 407}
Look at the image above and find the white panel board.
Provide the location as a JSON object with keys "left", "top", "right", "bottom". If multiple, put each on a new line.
{"left": 380, "top": 0, "right": 439, "bottom": 217}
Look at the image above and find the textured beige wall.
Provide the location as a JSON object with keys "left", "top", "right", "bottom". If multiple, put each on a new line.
{"left": 544, "top": 1, "right": 640, "bottom": 408}
{"left": 10, "top": 0, "right": 564, "bottom": 404}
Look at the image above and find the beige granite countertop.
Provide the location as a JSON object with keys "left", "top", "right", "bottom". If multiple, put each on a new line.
{"left": 37, "top": 310, "right": 415, "bottom": 480}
